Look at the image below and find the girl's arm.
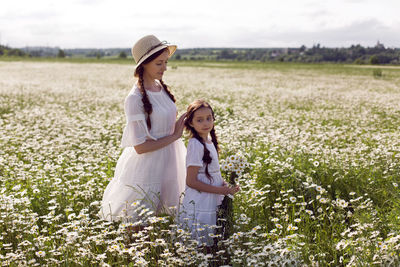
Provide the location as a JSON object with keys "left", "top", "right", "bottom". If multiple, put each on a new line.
{"left": 186, "top": 166, "right": 239, "bottom": 195}
{"left": 134, "top": 113, "right": 186, "bottom": 154}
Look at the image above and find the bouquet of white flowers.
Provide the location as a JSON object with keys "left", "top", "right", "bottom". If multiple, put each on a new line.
{"left": 220, "top": 152, "right": 251, "bottom": 179}
{"left": 216, "top": 152, "right": 251, "bottom": 253}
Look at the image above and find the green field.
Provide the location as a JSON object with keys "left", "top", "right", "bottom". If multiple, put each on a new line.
{"left": 1, "top": 59, "right": 400, "bottom": 266}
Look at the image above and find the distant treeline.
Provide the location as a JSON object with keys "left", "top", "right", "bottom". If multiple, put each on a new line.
{"left": 2, "top": 42, "right": 400, "bottom": 64}
{"left": 173, "top": 42, "right": 400, "bottom": 64}
{"left": 0, "top": 45, "right": 29, "bottom": 57}
{"left": 0, "top": 45, "right": 130, "bottom": 59}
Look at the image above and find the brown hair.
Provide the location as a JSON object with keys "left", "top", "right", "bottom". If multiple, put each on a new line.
{"left": 135, "top": 48, "right": 175, "bottom": 130}
{"left": 184, "top": 100, "right": 219, "bottom": 181}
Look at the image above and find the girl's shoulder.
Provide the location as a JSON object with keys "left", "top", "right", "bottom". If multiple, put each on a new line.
{"left": 188, "top": 137, "right": 202, "bottom": 146}
{"left": 188, "top": 138, "right": 215, "bottom": 147}
{"left": 187, "top": 138, "right": 204, "bottom": 150}
{"left": 186, "top": 138, "right": 205, "bottom": 160}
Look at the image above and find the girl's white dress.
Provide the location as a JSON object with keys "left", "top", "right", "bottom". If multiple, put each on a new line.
{"left": 99, "top": 83, "right": 186, "bottom": 222}
{"left": 179, "top": 138, "right": 224, "bottom": 246}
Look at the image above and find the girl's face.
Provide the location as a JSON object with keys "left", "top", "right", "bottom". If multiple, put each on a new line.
{"left": 142, "top": 49, "right": 169, "bottom": 81}
{"left": 190, "top": 107, "right": 214, "bottom": 139}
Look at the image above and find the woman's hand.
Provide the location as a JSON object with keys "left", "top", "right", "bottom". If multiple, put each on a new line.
{"left": 134, "top": 112, "right": 187, "bottom": 154}
{"left": 173, "top": 112, "right": 187, "bottom": 139}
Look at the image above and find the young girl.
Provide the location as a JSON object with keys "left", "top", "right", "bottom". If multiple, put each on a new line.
{"left": 179, "top": 100, "right": 240, "bottom": 247}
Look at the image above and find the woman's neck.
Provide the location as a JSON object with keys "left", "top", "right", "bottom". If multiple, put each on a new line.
{"left": 142, "top": 76, "right": 160, "bottom": 92}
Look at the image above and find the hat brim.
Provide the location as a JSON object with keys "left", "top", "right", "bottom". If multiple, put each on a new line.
{"left": 134, "top": 45, "right": 177, "bottom": 76}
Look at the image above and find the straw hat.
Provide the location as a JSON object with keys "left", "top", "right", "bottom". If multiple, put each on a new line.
{"left": 132, "top": 35, "right": 177, "bottom": 76}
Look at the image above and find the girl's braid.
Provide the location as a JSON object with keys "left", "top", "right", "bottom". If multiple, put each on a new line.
{"left": 193, "top": 131, "right": 213, "bottom": 181}
{"left": 209, "top": 127, "right": 219, "bottom": 155}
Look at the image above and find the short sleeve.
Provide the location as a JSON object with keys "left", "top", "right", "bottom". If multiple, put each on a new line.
{"left": 121, "top": 92, "right": 156, "bottom": 147}
{"left": 186, "top": 138, "right": 204, "bottom": 168}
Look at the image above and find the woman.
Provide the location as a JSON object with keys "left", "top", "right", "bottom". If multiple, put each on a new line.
{"left": 99, "top": 35, "right": 186, "bottom": 223}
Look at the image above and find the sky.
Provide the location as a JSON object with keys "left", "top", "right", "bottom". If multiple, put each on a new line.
{"left": 1, "top": 0, "right": 400, "bottom": 49}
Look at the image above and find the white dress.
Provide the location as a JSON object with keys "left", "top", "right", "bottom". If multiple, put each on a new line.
{"left": 99, "top": 83, "right": 186, "bottom": 222}
{"left": 179, "top": 138, "right": 224, "bottom": 246}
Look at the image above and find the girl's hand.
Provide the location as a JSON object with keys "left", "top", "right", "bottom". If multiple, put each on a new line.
{"left": 173, "top": 112, "right": 187, "bottom": 139}
{"left": 221, "top": 184, "right": 240, "bottom": 195}
{"left": 230, "top": 185, "right": 240, "bottom": 195}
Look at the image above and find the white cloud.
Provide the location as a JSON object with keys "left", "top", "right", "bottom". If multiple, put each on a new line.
{"left": 224, "top": 19, "right": 400, "bottom": 48}
{"left": 0, "top": 0, "right": 399, "bottom": 48}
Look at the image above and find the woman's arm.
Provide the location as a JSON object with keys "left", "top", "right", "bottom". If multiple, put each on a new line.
{"left": 134, "top": 113, "right": 186, "bottom": 154}
{"left": 186, "top": 166, "right": 239, "bottom": 195}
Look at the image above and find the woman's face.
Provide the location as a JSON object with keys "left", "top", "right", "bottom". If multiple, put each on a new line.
{"left": 142, "top": 49, "right": 170, "bottom": 80}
